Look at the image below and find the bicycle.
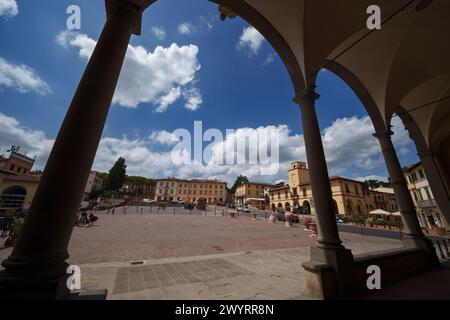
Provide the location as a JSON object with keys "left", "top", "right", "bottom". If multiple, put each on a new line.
{"left": 75, "top": 211, "right": 98, "bottom": 227}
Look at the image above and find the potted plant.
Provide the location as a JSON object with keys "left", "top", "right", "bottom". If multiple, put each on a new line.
{"left": 284, "top": 210, "right": 293, "bottom": 227}
{"left": 309, "top": 223, "right": 318, "bottom": 236}
{"left": 304, "top": 216, "right": 311, "bottom": 230}
{"left": 4, "top": 218, "right": 24, "bottom": 248}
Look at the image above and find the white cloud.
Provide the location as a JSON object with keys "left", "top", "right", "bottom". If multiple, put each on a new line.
{"left": 0, "top": 113, "right": 54, "bottom": 169}
{"left": 238, "top": 26, "right": 265, "bottom": 55}
{"left": 0, "top": 0, "right": 17, "bottom": 17}
{"left": 0, "top": 112, "right": 414, "bottom": 186}
{"left": 149, "top": 130, "right": 180, "bottom": 146}
{"left": 178, "top": 22, "right": 195, "bottom": 35}
{"left": 56, "top": 31, "right": 202, "bottom": 112}
{"left": 156, "top": 87, "right": 181, "bottom": 113}
{"left": 199, "top": 15, "right": 214, "bottom": 31}
{"left": 151, "top": 26, "right": 166, "bottom": 40}
{"left": 183, "top": 87, "right": 203, "bottom": 111}
{"left": 354, "top": 175, "right": 389, "bottom": 183}
{"left": 0, "top": 57, "right": 51, "bottom": 95}
{"left": 263, "top": 53, "right": 276, "bottom": 65}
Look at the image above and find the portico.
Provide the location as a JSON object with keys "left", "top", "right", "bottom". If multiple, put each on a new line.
{"left": 1, "top": 0, "right": 449, "bottom": 299}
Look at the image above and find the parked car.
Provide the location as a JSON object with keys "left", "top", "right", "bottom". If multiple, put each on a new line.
{"left": 184, "top": 203, "right": 194, "bottom": 210}
{"left": 237, "top": 205, "right": 250, "bottom": 213}
{"left": 335, "top": 215, "right": 348, "bottom": 223}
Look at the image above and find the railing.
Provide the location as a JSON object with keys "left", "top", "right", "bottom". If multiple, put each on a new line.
{"left": 432, "top": 238, "right": 450, "bottom": 261}
{"left": 417, "top": 199, "right": 437, "bottom": 208}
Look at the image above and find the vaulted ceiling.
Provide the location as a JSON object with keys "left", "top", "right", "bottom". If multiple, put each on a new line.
{"left": 212, "top": 0, "right": 450, "bottom": 150}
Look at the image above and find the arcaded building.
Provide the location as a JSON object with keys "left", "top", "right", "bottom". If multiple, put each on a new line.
{"left": 2, "top": 0, "right": 449, "bottom": 300}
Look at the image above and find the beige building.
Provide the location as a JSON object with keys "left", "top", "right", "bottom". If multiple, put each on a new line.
{"left": 0, "top": 149, "right": 39, "bottom": 210}
{"left": 0, "top": 149, "right": 107, "bottom": 207}
{"left": 235, "top": 182, "right": 277, "bottom": 205}
{"left": 155, "top": 178, "right": 227, "bottom": 204}
{"left": 0, "top": 148, "right": 35, "bottom": 176}
{"left": 122, "top": 177, "right": 156, "bottom": 200}
{"left": 269, "top": 162, "right": 397, "bottom": 216}
{"left": 83, "top": 171, "right": 104, "bottom": 200}
{"left": 403, "top": 162, "right": 449, "bottom": 233}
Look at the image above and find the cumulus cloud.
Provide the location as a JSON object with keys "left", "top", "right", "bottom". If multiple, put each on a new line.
{"left": 0, "top": 0, "right": 17, "bottom": 17}
{"left": 238, "top": 26, "right": 265, "bottom": 55}
{"left": 156, "top": 87, "right": 181, "bottom": 113}
{"left": 56, "top": 31, "right": 202, "bottom": 112}
{"left": 0, "top": 113, "right": 54, "bottom": 169}
{"left": 354, "top": 175, "right": 389, "bottom": 183}
{"left": 149, "top": 130, "right": 180, "bottom": 146}
{"left": 183, "top": 87, "right": 203, "bottom": 111}
{"left": 151, "top": 26, "right": 166, "bottom": 40}
{"left": 178, "top": 22, "right": 195, "bottom": 35}
{"left": 263, "top": 53, "right": 276, "bottom": 65}
{"left": 0, "top": 112, "right": 414, "bottom": 186}
{"left": 0, "top": 57, "right": 51, "bottom": 95}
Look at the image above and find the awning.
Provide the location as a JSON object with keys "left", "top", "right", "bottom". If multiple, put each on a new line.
{"left": 369, "top": 209, "right": 391, "bottom": 216}
{"left": 391, "top": 211, "right": 402, "bottom": 217}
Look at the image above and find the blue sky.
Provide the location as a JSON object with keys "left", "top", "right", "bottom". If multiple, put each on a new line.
{"left": 0, "top": 0, "right": 419, "bottom": 185}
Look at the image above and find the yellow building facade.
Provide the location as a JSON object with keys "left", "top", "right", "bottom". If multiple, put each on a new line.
{"left": 235, "top": 182, "right": 276, "bottom": 205}
{"left": 0, "top": 150, "right": 39, "bottom": 211}
{"left": 155, "top": 178, "right": 227, "bottom": 204}
{"left": 269, "top": 162, "right": 397, "bottom": 216}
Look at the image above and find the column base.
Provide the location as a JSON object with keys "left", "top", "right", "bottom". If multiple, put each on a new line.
{"left": 0, "top": 270, "right": 70, "bottom": 300}
{"left": 302, "top": 245, "right": 356, "bottom": 299}
{"left": 0, "top": 254, "right": 71, "bottom": 300}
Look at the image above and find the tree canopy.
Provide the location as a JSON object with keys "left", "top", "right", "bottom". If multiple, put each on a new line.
{"left": 362, "top": 179, "right": 390, "bottom": 190}
{"left": 228, "top": 175, "right": 249, "bottom": 194}
{"left": 106, "top": 157, "right": 127, "bottom": 191}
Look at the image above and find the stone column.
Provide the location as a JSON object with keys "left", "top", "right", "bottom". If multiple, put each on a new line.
{"left": 0, "top": 0, "right": 152, "bottom": 299}
{"left": 294, "top": 86, "right": 343, "bottom": 250}
{"left": 295, "top": 86, "right": 356, "bottom": 298}
{"left": 418, "top": 150, "right": 450, "bottom": 233}
{"left": 374, "top": 130, "right": 438, "bottom": 262}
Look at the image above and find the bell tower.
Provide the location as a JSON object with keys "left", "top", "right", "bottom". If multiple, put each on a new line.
{"left": 288, "top": 161, "right": 310, "bottom": 189}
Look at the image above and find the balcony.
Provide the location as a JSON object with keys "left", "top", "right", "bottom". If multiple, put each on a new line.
{"left": 417, "top": 199, "right": 437, "bottom": 208}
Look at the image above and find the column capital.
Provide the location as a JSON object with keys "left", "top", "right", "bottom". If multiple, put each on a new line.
{"left": 106, "top": 0, "right": 157, "bottom": 35}
{"left": 293, "top": 85, "right": 320, "bottom": 105}
{"left": 372, "top": 129, "right": 394, "bottom": 140}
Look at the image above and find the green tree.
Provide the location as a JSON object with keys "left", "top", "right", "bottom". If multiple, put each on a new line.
{"left": 106, "top": 157, "right": 127, "bottom": 191}
{"left": 228, "top": 175, "right": 249, "bottom": 194}
{"left": 362, "top": 179, "right": 390, "bottom": 190}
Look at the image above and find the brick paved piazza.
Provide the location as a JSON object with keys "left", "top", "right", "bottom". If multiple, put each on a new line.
{"left": 0, "top": 207, "right": 405, "bottom": 299}
{"left": 66, "top": 208, "right": 400, "bottom": 265}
